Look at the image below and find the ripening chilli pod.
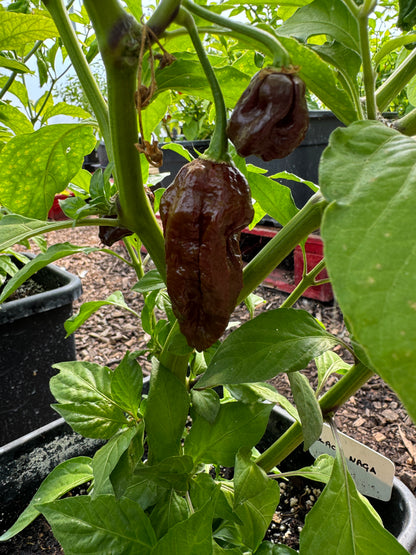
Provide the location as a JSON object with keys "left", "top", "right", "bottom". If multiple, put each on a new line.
{"left": 158, "top": 7, "right": 254, "bottom": 352}
{"left": 227, "top": 67, "right": 309, "bottom": 162}
{"left": 159, "top": 158, "right": 254, "bottom": 351}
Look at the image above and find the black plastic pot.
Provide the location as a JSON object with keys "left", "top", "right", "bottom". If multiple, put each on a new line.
{"left": 245, "top": 110, "right": 343, "bottom": 209}
{"left": 262, "top": 407, "right": 416, "bottom": 554}
{"left": 0, "top": 418, "right": 103, "bottom": 533}
{"left": 157, "top": 139, "right": 210, "bottom": 188}
{"left": 0, "top": 260, "right": 82, "bottom": 446}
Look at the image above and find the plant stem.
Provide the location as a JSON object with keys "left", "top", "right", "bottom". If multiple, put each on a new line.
{"left": 256, "top": 362, "right": 375, "bottom": 472}
{"left": 176, "top": 8, "right": 229, "bottom": 162}
{"left": 343, "top": 0, "right": 360, "bottom": 17}
{"left": 238, "top": 192, "right": 328, "bottom": 303}
{"left": 376, "top": 47, "right": 416, "bottom": 113}
{"left": 182, "top": 0, "right": 291, "bottom": 68}
{"left": 123, "top": 236, "right": 144, "bottom": 280}
{"left": 280, "top": 258, "right": 327, "bottom": 309}
{"left": 83, "top": 0, "right": 166, "bottom": 280}
{"left": 393, "top": 106, "right": 416, "bottom": 136}
{"left": 358, "top": 1, "right": 377, "bottom": 119}
{"left": 147, "top": 0, "right": 182, "bottom": 37}
{"left": 43, "top": 0, "right": 111, "bottom": 151}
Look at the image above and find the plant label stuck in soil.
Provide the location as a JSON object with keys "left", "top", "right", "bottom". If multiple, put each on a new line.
{"left": 309, "top": 423, "right": 395, "bottom": 501}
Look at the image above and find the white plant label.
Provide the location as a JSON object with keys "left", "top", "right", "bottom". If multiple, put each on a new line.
{"left": 309, "top": 422, "right": 395, "bottom": 501}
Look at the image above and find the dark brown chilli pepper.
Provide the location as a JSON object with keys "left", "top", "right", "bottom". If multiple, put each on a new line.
{"left": 227, "top": 68, "right": 309, "bottom": 162}
{"left": 159, "top": 158, "right": 254, "bottom": 351}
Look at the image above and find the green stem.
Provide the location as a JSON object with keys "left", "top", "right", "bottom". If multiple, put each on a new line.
{"left": 83, "top": 0, "right": 166, "bottom": 280}
{"left": 43, "top": 0, "right": 111, "bottom": 151}
{"left": 358, "top": 1, "right": 377, "bottom": 120}
{"left": 392, "top": 106, "right": 416, "bottom": 136}
{"left": 238, "top": 193, "right": 328, "bottom": 303}
{"left": 342, "top": 0, "right": 360, "bottom": 17}
{"left": 376, "top": 47, "right": 416, "bottom": 113}
{"left": 123, "top": 236, "right": 144, "bottom": 280}
{"left": 147, "top": 0, "right": 182, "bottom": 37}
{"left": 182, "top": 0, "right": 291, "bottom": 68}
{"left": 176, "top": 7, "right": 229, "bottom": 162}
{"left": 280, "top": 258, "right": 327, "bottom": 309}
{"left": 256, "top": 362, "right": 375, "bottom": 472}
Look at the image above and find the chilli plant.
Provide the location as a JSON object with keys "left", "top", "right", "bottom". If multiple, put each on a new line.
{"left": 1, "top": 0, "right": 416, "bottom": 553}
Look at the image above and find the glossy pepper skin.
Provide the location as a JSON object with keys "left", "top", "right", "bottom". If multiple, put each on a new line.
{"left": 227, "top": 68, "right": 309, "bottom": 162}
{"left": 159, "top": 158, "right": 254, "bottom": 351}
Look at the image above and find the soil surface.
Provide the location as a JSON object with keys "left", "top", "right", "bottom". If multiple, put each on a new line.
{"left": 2, "top": 225, "right": 416, "bottom": 553}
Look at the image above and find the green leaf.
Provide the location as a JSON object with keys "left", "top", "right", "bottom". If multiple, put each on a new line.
{"left": 315, "top": 351, "right": 351, "bottom": 393}
{"left": 310, "top": 41, "right": 361, "bottom": 88}
{"left": 246, "top": 171, "right": 298, "bottom": 226}
{"left": 110, "top": 424, "right": 145, "bottom": 499}
{"left": 269, "top": 170, "right": 318, "bottom": 193}
{"left": 226, "top": 383, "right": 299, "bottom": 421}
{"left": 151, "top": 495, "right": 216, "bottom": 555}
{"left": 0, "top": 124, "right": 96, "bottom": 219}
{"left": 0, "top": 214, "right": 67, "bottom": 251}
{"left": 288, "top": 372, "right": 323, "bottom": 450}
{"left": 281, "top": 453, "right": 334, "bottom": 483}
{"left": 41, "top": 102, "right": 93, "bottom": 123}
{"left": 191, "top": 389, "right": 221, "bottom": 424}
{"left": 0, "top": 54, "right": 31, "bottom": 73}
{"left": 255, "top": 542, "right": 298, "bottom": 554}
{"left": 92, "top": 426, "right": 142, "bottom": 497}
{"left": 299, "top": 450, "right": 408, "bottom": 554}
{"left": 124, "top": 0, "right": 143, "bottom": 21}
{"left": 190, "top": 473, "right": 239, "bottom": 524}
{"left": 144, "top": 360, "right": 190, "bottom": 463}
{"left": 244, "top": 291, "right": 266, "bottom": 318}
{"left": 155, "top": 54, "right": 250, "bottom": 108}
{"left": 320, "top": 121, "right": 416, "bottom": 423}
{"left": 0, "top": 11, "right": 58, "bottom": 51}
{"left": 0, "top": 75, "right": 29, "bottom": 106}
{"left": 0, "top": 103, "right": 33, "bottom": 135}
{"left": 150, "top": 490, "right": 189, "bottom": 539}
{"left": 276, "top": 34, "right": 358, "bottom": 124}
{"left": 0, "top": 457, "right": 92, "bottom": 541}
{"left": 64, "top": 291, "right": 138, "bottom": 336}
{"left": 39, "top": 495, "right": 157, "bottom": 555}
{"left": 143, "top": 91, "right": 171, "bottom": 139}
{"left": 398, "top": 0, "right": 416, "bottom": 31}
{"left": 0, "top": 243, "right": 99, "bottom": 303}
{"left": 278, "top": 0, "right": 359, "bottom": 52}
{"left": 184, "top": 401, "right": 273, "bottom": 467}
{"left": 373, "top": 34, "right": 416, "bottom": 65}
{"left": 141, "top": 289, "right": 160, "bottom": 335}
{"left": 124, "top": 475, "right": 166, "bottom": 512}
{"left": 233, "top": 448, "right": 280, "bottom": 551}
{"left": 111, "top": 352, "right": 143, "bottom": 416}
{"left": 162, "top": 142, "right": 194, "bottom": 162}
{"left": 132, "top": 269, "right": 166, "bottom": 293}
{"left": 133, "top": 456, "right": 194, "bottom": 493}
{"left": 198, "top": 309, "right": 339, "bottom": 388}
{"left": 50, "top": 361, "right": 128, "bottom": 439}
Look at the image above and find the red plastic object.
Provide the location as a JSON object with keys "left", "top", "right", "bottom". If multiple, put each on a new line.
{"left": 294, "top": 235, "right": 333, "bottom": 302}
{"left": 240, "top": 227, "right": 333, "bottom": 302}
{"left": 48, "top": 193, "right": 74, "bottom": 221}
